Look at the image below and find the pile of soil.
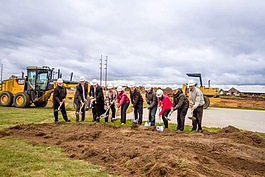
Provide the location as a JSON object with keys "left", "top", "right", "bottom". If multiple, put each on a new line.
{"left": 2, "top": 123, "right": 265, "bottom": 177}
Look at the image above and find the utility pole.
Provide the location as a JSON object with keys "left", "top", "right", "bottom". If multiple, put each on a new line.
{"left": 0, "top": 64, "right": 3, "bottom": 84}
{"left": 99, "top": 55, "right": 103, "bottom": 86}
{"left": 104, "top": 56, "right": 108, "bottom": 89}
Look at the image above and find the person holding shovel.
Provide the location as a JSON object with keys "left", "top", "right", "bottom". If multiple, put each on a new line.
{"left": 188, "top": 80, "right": 205, "bottom": 133}
{"left": 128, "top": 82, "right": 143, "bottom": 125}
{"left": 105, "top": 83, "right": 117, "bottom": 122}
{"left": 156, "top": 89, "right": 172, "bottom": 130}
{"left": 89, "top": 79, "right": 105, "bottom": 122}
{"left": 116, "top": 86, "right": 130, "bottom": 125}
{"left": 53, "top": 78, "right": 70, "bottom": 123}
{"left": 170, "top": 85, "right": 189, "bottom": 131}
{"left": 74, "top": 76, "right": 89, "bottom": 123}
{"left": 145, "top": 84, "right": 158, "bottom": 126}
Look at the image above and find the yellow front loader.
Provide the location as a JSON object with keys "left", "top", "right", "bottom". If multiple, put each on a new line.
{"left": 0, "top": 66, "right": 84, "bottom": 108}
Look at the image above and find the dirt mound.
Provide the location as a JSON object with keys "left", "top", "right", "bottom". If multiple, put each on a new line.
{"left": 3, "top": 123, "right": 265, "bottom": 177}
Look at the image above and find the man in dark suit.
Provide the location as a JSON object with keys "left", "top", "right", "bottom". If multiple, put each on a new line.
{"left": 53, "top": 78, "right": 70, "bottom": 123}
{"left": 74, "top": 76, "right": 88, "bottom": 123}
{"left": 89, "top": 79, "right": 105, "bottom": 122}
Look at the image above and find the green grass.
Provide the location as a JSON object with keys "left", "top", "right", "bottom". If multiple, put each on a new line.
{"left": 0, "top": 137, "right": 109, "bottom": 177}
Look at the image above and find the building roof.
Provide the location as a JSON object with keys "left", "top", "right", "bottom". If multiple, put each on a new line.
{"left": 235, "top": 86, "right": 265, "bottom": 94}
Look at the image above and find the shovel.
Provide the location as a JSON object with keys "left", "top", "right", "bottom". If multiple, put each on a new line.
{"left": 111, "top": 105, "right": 120, "bottom": 122}
{"left": 131, "top": 107, "right": 138, "bottom": 124}
{"left": 188, "top": 109, "right": 196, "bottom": 121}
{"left": 55, "top": 99, "right": 65, "bottom": 112}
{"left": 156, "top": 107, "right": 164, "bottom": 132}
{"left": 77, "top": 102, "right": 85, "bottom": 115}
{"left": 144, "top": 109, "right": 151, "bottom": 127}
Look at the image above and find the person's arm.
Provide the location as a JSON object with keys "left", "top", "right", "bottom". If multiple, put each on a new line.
{"left": 159, "top": 99, "right": 165, "bottom": 116}
{"left": 149, "top": 93, "right": 156, "bottom": 108}
{"left": 118, "top": 94, "right": 125, "bottom": 108}
{"left": 192, "top": 91, "right": 201, "bottom": 109}
{"left": 54, "top": 88, "right": 61, "bottom": 103}
{"left": 96, "top": 88, "right": 103, "bottom": 101}
{"left": 173, "top": 95, "right": 184, "bottom": 111}
{"left": 133, "top": 91, "right": 140, "bottom": 107}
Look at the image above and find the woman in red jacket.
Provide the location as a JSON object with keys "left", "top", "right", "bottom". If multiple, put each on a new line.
{"left": 116, "top": 86, "right": 130, "bottom": 125}
{"left": 156, "top": 89, "right": 172, "bottom": 129}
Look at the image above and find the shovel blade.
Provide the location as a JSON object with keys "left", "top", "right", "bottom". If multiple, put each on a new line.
{"left": 156, "top": 126, "right": 164, "bottom": 132}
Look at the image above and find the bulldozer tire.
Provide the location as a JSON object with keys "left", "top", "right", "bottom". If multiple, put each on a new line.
{"left": 0, "top": 91, "right": 13, "bottom": 106}
{"left": 14, "top": 92, "right": 30, "bottom": 108}
{"left": 203, "top": 96, "right": 210, "bottom": 109}
{"left": 34, "top": 100, "right": 48, "bottom": 107}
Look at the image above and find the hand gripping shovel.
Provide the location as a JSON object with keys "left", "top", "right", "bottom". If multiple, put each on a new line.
{"left": 55, "top": 99, "right": 65, "bottom": 112}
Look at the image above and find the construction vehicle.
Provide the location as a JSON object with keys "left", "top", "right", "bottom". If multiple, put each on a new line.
{"left": 182, "top": 73, "right": 219, "bottom": 109}
{"left": 0, "top": 66, "right": 82, "bottom": 108}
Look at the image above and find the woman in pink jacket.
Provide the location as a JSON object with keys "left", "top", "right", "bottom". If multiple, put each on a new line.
{"left": 156, "top": 89, "right": 172, "bottom": 129}
{"left": 116, "top": 86, "right": 130, "bottom": 124}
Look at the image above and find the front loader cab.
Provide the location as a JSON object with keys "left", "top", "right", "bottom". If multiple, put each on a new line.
{"left": 26, "top": 66, "right": 52, "bottom": 92}
{"left": 18, "top": 66, "right": 54, "bottom": 107}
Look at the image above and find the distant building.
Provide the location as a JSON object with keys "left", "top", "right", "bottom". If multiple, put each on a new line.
{"left": 228, "top": 87, "right": 240, "bottom": 96}
{"left": 219, "top": 89, "right": 228, "bottom": 95}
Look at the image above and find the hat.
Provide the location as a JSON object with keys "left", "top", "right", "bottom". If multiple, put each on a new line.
{"left": 127, "top": 82, "right": 135, "bottom": 88}
{"left": 117, "top": 86, "right": 123, "bottom": 92}
{"left": 171, "top": 84, "right": 178, "bottom": 91}
{"left": 79, "top": 76, "right": 85, "bottom": 82}
{"left": 145, "top": 84, "right": 152, "bottom": 91}
{"left": 91, "top": 79, "right": 98, "bottom": 86}
{"left": 107, "top": 83, "right": 113, "bottom": 89}
{"left": 188, "top": 80, "right": 196, "bottom": 87}
{"left": 57, "top": 78, "right": 63, "bottom": 84}
{"left": 156, "top": 89, "right": 163, "bottom": 98}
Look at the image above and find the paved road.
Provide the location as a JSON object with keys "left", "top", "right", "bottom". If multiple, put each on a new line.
{"left": 127, "top": 107, "right": 265, "bottom": 133}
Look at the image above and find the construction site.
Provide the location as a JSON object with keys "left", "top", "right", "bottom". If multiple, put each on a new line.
{"left": 1, "top": 1, "right": 265, "bottom": 177}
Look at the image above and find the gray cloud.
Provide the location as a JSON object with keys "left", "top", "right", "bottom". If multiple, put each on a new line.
{"left": 0, "top": 0, "right": 265, "bottom": 86}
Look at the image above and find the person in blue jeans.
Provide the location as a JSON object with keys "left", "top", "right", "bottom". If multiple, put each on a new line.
{"left": 145, "top": 84, "right": 158, "bottom": 126}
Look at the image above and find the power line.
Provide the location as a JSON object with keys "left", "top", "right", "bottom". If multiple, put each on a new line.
{"left": 105, "top": 56, "right": 108, "bottom": 89}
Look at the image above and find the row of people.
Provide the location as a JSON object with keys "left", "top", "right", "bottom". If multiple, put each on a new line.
{"left": 53, "top": 77, "right": 205, "bottom": 132}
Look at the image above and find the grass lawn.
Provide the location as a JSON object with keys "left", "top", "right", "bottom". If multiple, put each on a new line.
{"left": 0, "top": 137, "right": 109, "bottom": 177}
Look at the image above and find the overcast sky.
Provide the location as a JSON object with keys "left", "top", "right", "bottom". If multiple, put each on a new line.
{"left": 0, "top": 0, "right": 265, "bottom": 86}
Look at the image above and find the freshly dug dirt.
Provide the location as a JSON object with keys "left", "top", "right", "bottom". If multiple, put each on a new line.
{"left": 2, "top": 123, "right": 265, "bottom": 177}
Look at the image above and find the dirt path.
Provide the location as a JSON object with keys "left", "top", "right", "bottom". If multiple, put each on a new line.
{"left": 1, "top": 123, "right": 265, "bottom": 177}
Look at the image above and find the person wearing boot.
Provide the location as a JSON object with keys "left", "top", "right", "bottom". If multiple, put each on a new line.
{"left": 145, "top": 84, "right": 158, "bottom": 126}
{"left": 105, "top": 83, "right": 117, "bottom": 122}
{"left": 171, "top": 85, "right": 189, "bottom": 132}
{"left": 128, "top": 82, "right": 143, "bottom": 125}
{"left": 89, "top": 79, "right": 105, "bottom": 122}
{"left": 156, "top": 89, "right": 172, "bottom": 130}
{"left": 53, "top": 78, "right": 70, "bottom": 123}
{"left": 74, "top": 76, "right": 88, "bottom": 123}
{"left": 116, "top": 86, "right": 130, "bottom": 125}
{"left": 188, "top": 80, "right": 205, "bottom": 133}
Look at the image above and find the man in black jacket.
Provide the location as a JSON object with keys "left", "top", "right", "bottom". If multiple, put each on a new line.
{"left": 89, "top": 79, "right": 105, "bottom": 122}
{"left": 171, "top": 85, "right": 189, "bottom": 131}
{"left": 53, "top": 78, "right": 70, "bottom": 123}
{"left": 74, "top": 76, "right": 88, "bottom": 123}
{"left": 128, "top": 82, "right": 143, "bottom": 125}
{"left": 145, "top": 84, "right": 158, "bottom": 126}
